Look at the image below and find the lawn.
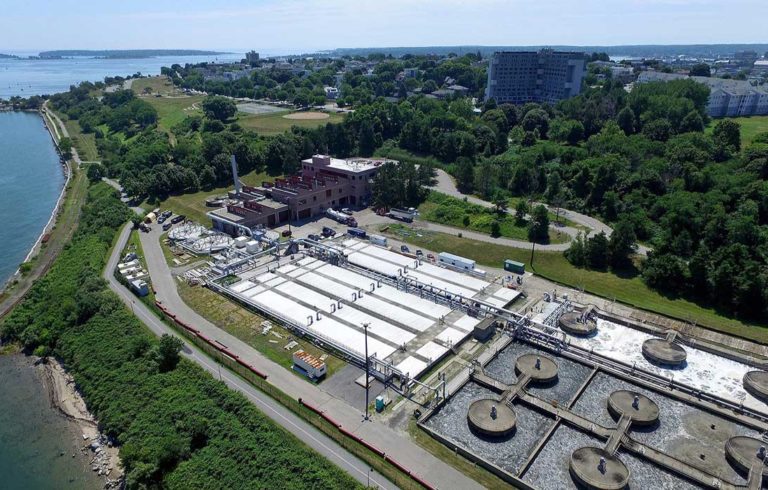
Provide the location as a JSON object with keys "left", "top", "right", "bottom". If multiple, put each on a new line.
{"left": 236, "top": 110, "right": 345, "bottom": 136}
{"left": 62, "top": 117, "right": 99, "bottom": 162}
{"left": 706, "top": 115, "right": 768, "bottom": 146}
{"left": 177, "top": 281, "right": 345, "bottom": 379}
{"left": 145, "top": 170, "right": 281, "bottom": 224}
{"left": 419, "top": 191, "right": 569, "bottom": 244}
{"left": 131, "top": 76, "right": 182, "bottom": 96}
{"left": 379, "top": 223, "right": 767, "bottom": 343}
{"left": 141, "top": 95, "right": 205, "bottom": 133}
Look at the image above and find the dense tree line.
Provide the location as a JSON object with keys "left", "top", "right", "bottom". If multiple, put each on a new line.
{"left": 0, "top": 183, "right": 361, "bottom": 489}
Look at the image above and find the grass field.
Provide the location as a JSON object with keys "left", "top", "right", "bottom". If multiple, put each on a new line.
{"left": 61, "top": 117, "right": 99, "bottom": 162}
{"left": 707, "top": 115, "right": 768, "bottom": 146}
{"left": 380, "top": 223, "right": 767, "bottom": 343}
{"left": 145, "top": 170, "right": 281, "bottom": 224}
{"left": 177, "top": 281, "right": 345, "bottom": 378}
{"left": 131, "top": 76, "right": 181, "bottom": 96}
{"left": 419, "top": 192, "right": 569, "bottom": 244}
{"left": 142, "top": 95, "right": 205, "bottom": 133}
{"left": 237, "top": 110, "right": 345, "bottom": 136}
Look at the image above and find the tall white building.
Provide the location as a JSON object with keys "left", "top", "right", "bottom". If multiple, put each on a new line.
{"left": 485, "top": 49, "right": 586, "bottom": 105}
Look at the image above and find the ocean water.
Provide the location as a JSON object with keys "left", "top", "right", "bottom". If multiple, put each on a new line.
{"left": 0, "top": 111, "right": 65, "bottom": 288}
{"left": 0, "top": 52, "right": 244, "bottom": 99}
{"left": 0, "top": 354, "right": 101, "bottom": 490}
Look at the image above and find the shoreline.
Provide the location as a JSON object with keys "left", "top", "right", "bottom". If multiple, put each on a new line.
{"left": 37, "top": 357, "right": 124, "bottom": 488}
{"left": 0, "top": 109, "right": 70, "bottom": 294}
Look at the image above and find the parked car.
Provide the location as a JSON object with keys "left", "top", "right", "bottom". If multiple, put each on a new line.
{"left": 427, "top": 253, "right": 435, "bottom": 261}
{"left": 162, "top": 210, "right": 172, "bottom": 218}
{"left": 416, "top": 249, "right": 423, "bottom": 256}
{"left": 341, "top": 208, "right": 352, "bottom": 215}
{"left": 157, "top": 216, "right": 166, "bottom": 224}
{"left": 282, "top": 229, "right": 292, "bottom": 237}
{"left": 400, "top": 245, "right": 410, "bottom": 253}
{"left": 171, "top": 214, "right": 185, "bottom": 224}
{"left": 162, "top": 222, "right": 172, "bottom": 231}
{"left": 308, "top": 233, "right": 321, "bottom": 241}
{"left": 322, "top": 227, "right": 336, "bottom": 237}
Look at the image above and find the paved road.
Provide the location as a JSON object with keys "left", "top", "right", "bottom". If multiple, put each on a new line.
{"left": 119, "top": 224, "right": 483, "bottom": 489}
{"left": 105, "top": 224, "right": 397, "bottom": 489}
{"left": 430, "top": 169, "right": 651, "bottom": 255}
{"left": 42, "top": 101, "right": 83, "bottom": 167}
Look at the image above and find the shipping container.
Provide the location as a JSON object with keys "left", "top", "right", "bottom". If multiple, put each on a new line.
{"left": 347, "top": 227, "right": 367, "bottom": 239}
{"left": 504, "top": 259, "right": 525, "bottom": 274}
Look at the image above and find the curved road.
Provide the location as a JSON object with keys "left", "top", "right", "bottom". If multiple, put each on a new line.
{"left": 430, "top": 169, "right": 650, "bottom": 255}
{"left": 105, "top": 224, "right": 396, "bottom": 490}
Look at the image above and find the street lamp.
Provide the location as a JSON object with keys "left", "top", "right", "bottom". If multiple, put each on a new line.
{"left": 363, "top": 322, "right": 370, "bottom": 421}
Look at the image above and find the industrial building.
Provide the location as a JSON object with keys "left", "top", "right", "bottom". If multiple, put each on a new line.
{"left": 485, "top": 49, "right": 586, "bottom": 105}
{"left": 211, "top": 237, "right": 521, "bottom": 381}
{"left": 208, "top": 154, "right": 396, "bottom": 235}
{"left": 637, "top": 71, "right": 768, "bottom": 117}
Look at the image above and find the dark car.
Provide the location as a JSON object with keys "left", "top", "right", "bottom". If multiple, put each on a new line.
{"left": 171, "top": 214, "right": 185, "bottom": 224}
{"left": 416, "top": 249, "right": 423, "bottom": 256}
{"left": 400, "top": 245, "right": 410, "bottom": 253}
{"left": 308, "top": 234, "right": 321, "bottom": 241}
{"left": 162, "top": 210, "right": 172, "bottom": 218}
{"left": 163, "top": 222, "right": 172, "bottom": 231}
{"left": 157, "top": 216, "right": 166, "bottom": 224}
{"left": 322, "top": 227, "right": 336, "bottom": 237}
{"left": 282, "top": 229, "right": 292, "bottom": 237}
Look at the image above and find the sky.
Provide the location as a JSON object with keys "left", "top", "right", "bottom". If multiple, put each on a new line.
{"left": 2, "top": 0, "right": 767, "bottom": 54}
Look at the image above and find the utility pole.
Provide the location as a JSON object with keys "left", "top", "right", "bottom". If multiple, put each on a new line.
{"left": 363, "top": 322, "right": 370, "bottom": 421}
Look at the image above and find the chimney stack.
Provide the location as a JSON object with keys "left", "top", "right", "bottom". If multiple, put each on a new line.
{"left": 230, "top": 155, "right": 242, "bottom": 195}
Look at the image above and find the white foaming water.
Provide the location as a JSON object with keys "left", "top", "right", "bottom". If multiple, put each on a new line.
{"left": 566, "top": 319, "right": 768, "bottom": 414}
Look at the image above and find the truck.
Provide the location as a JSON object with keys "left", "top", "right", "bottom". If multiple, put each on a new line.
{"left": 438, "top": 252, "right": 475, "bottom": 271}
{"left": 326, "top": 208, "right": 355, "bottom": 226}
{"left": 388, "top": 208, "right": 415, "bottom": 223}
{"left": 347, "top": 227, "right": 367, "bottom": 239}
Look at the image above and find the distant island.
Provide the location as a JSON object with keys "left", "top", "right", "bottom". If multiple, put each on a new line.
{"left": 0, "top": 53, "right": 20, "bottom": 59}
{"left": 38, "top": 49, "right": 227, "bottom": 59}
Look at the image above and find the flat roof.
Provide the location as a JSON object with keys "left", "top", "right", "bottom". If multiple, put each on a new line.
{"left": 303, "top": 155, "right": 395, "bottom": 174}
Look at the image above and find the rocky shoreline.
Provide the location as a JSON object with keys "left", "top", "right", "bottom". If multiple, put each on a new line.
{"left": 37, "top": 357, "right": 124, "bottom": 489}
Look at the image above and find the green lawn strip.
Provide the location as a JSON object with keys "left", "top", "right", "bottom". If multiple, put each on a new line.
{"left": 380, "top": 224, "right": 766, "bottom": 343}
{"left": 706, "top": 115, "right": 768, "bottom": 146}
{"left": 419, "top": 192, "right": 569, "bottom": 244}
{"left": 142, "top": 95, "right": 205, "bottom": 132}
{"left": 176, "top": 281, "right": 345, "bottom": 378}
{"left": 236, "top": 111, "right": 345, "bottom": 136}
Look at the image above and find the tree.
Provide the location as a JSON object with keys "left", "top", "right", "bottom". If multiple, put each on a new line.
{"left": 712, "top": 119, "right": 741, "bottom": 154}
{"left": 679, "top": 110, "right": 704, "bottom": 133}
{"left": 490, "top": 220, "right": 501, "bottom": 237}
{"left": 86, "top": 162, "right": 105, "bottom": 182}
{"left": 201, "top": 96, "right": 237, "bottom": 122}
{"left": 586, "top": 231, "right": 609, "bottom": 269}
{"left": 527, "top": 204, "right": 549, "bottom": 243}
{"left": 565, "top": 232, "right": 588, "bottom": 267}
{"left": 156, "top": 334, "right": 183, "bottom": 372}
{"left": 689, "top": 63, "right": 711, "bottom": 77}
{"left": 515, "top": 200, "right": 529, "bottom": 224}
{"left": 616, "top": 107, "right": 636, "bottom": 135}
{"left": 421, "top": 80, "right": 438, "bottom": 94}
{"left": 521, "top": 109, "right": 550, "bottom": 138}
{"left": 455, "top": 158, "right": 475, "bottom": 193}
{"left": 357, "top": 121, "right": 376, "bottom": 157}
{"left": 59, "top": 137, "right": 73, "bottom": 160}
{"left": 492, "top": 191, "right": 508, "bottom": 214}
{"left": 608, "top": 220, "right": 637, "bottom": 269}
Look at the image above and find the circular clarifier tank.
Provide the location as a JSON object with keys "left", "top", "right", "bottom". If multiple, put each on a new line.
{"left": 607, "top": 390, "right": 659, "bottom": 426}
{"left": 570, "top": 447, "right": 630, "bottom": 490}
{"left": 467, "top": 398, "right": 516, "bottom": 437}
{"left": 641, "top": 338, "right": 687, "bottom": 366}
{"left": 725, "top": 436, "right": 768, "bottom": 477}
{"left": 514, "top": 354, "right": 558, "bottom": 383}
{"left": 558, "top": 311, "right": 597, "bottom": 336}
{"left": 743, "top": 371, "right": 768, "bottom": 402}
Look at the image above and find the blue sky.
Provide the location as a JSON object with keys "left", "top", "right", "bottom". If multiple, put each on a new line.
{"left": 2, "top": 0, "right": 767, "bottom": 53}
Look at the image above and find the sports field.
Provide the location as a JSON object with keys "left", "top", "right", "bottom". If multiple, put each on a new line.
{"left": 237, "top": 110, "right": 344, "bottom": 135}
